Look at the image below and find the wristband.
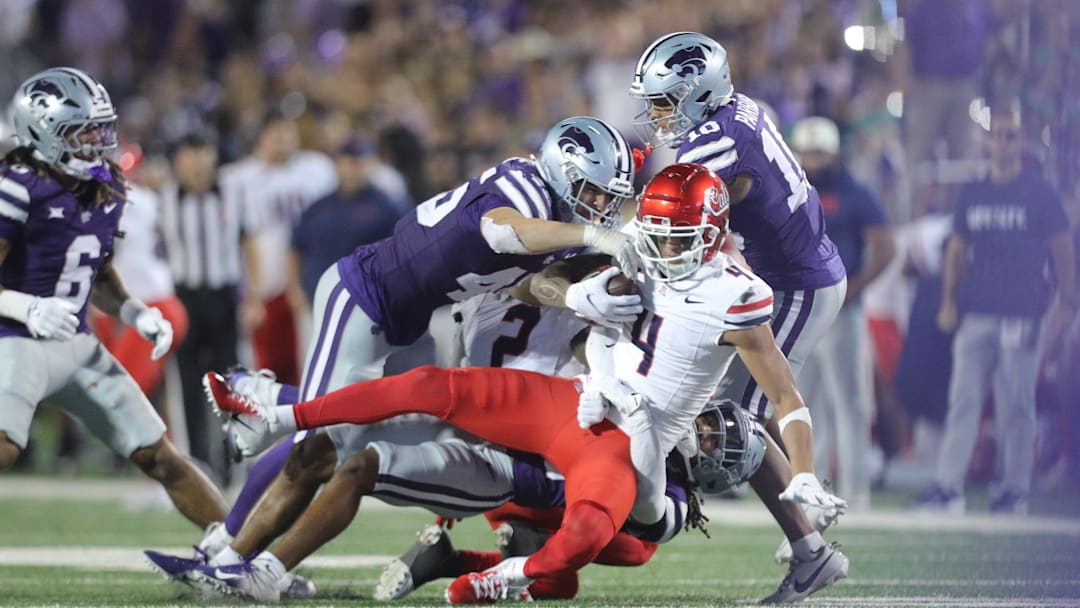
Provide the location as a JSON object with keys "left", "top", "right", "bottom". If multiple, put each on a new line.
{"left": 0, "top": 289, "right": 36, "bottom": 323}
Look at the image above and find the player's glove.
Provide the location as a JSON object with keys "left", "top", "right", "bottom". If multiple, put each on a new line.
{"left": 583, "top": 225, "right": 640, "bottom": 278}
{"left": 565, "top": 267, "right": 642, "bottom": 327}
{"left": 778, "top": 472, "right": 848, "bottom": 513}
{"left": 120, "top": 299, "right": 174, "bottom": 360}
{"left": 577, "top": 388, "right": 609, "bottom": 429}
{"left": 588, "top": 373, "right": 645, "bottom": 418}
{"left": 27, "top": 297, "right": 80, "bottom": 340}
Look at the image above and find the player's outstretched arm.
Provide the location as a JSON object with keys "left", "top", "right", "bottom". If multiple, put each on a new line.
{"left": 482, "top": 207, "right": 637, "bottom": 273}
{"left": 722, "top": 323, "right": 812, "bottom": 476}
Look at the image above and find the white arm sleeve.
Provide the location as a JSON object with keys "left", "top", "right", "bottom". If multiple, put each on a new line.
{"left": 584, "top": 324, "right": 620, "bottom": 376}
{"left": 612, "top": 405, "right": 667, "bottom": 525}
{"left": 480, "top": 216, "right": 531, "bottom": 254}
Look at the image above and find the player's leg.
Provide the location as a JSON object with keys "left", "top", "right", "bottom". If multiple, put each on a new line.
{"left": 284, "top": 366, "right": 578, "bottom": 457}
{"left": 53, "top": 335, "right": 227, "bottom": 527}
{"left": 592, "top": 533, "right": 658, "bottom": 567}
{"left": 0, "top": 336, "right": 79, "bottom": 470}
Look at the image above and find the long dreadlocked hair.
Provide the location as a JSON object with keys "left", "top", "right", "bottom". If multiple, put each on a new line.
{"left": 1, "top": 147, "right": 127, "bottom": 206}
{"left": 666, "top": 450, "right": 712, "bottom": 539}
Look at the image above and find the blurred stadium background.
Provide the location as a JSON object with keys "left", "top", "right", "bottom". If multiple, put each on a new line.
{"left": 1, "top": 0, "right": 1079, "bottom": 606}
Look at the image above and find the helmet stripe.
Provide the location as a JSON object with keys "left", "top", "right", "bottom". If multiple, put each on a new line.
{"left": 591, "top": 118, "right": 632, "bottom": 178}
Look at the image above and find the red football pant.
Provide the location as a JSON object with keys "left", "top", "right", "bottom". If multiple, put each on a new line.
{"left": 93, "top": 296, "right": 189, "bottom": 396}
{"left": 292, "top": 366, "right": 636, "bottom": 579}
{"left": 252, "top": 292, "right": 299, "bottom": 385}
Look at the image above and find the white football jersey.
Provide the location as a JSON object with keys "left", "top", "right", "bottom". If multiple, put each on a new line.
{"left": 612, "top": 251, "right": 774, "bottom": 453}
{"left": 222, "top": 151, "right": 338, "bottom": 298}
{"left": 458, "top": 291, "right": 587, "bottom": 378}
{"left": 113, "top": 184, "right": 174, "bottom": 302}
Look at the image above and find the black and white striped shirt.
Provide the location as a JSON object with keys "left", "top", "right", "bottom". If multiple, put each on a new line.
{"left": 159, "top": 181, "right": 246, "bottom": 290}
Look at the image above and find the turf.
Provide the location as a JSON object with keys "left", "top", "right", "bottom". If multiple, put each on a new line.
{"left": 1, "top": 478, "right": 1078, "bottom": 607}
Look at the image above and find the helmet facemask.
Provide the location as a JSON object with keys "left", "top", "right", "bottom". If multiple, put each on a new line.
{"left": 631, "top": 81, "right": 697, "bottom": 149}
{"left": 690, "top": 402, "right": 765, "bottom": 495}
{"left": 559, "top": 170, "right": 632, "bottom": 228}
{"left": 635, "top": 216, "right": 721, "bottom": 281}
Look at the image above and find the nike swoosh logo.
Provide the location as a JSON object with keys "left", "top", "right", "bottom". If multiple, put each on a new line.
{"left": 603, "top": 342, "right": 616, "bottom": 349}
{"left": 793, "top": 551, "right": 834, "bottom": 593}
{"left": 684, "top": 296, "right": 705, "bottom": 304}
{"left": 103, "top": 202, "right": 118, "bottom": 213}
{"left": 213, "top": 568, "right": 243, "bottom": 581}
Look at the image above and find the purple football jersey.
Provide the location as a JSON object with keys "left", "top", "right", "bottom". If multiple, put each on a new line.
{"left": 676, "top": 94, "right": 846, "bottom": 290}
{"left": 337, "top": 158, "right": 583, "bottom": 346}
{"left": 0, "top": 162, "right": 124, "bottom": 339}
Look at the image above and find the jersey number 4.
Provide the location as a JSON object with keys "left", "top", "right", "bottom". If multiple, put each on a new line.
{"left": 631, "top": 311, "right": 664, "bottom": 376}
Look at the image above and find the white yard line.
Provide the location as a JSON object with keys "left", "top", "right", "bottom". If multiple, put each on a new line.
{"left": 5, "top": 476, "right": 1080, "bottom": 535}
{"left": 0, "top": 546, "right": 395, "bottom": 571}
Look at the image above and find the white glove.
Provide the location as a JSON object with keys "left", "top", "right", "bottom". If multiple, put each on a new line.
{"left": 565, "top": 267, "right": 643, "bottom": 327}
{"left": 583, "top": 226, "right": 640, "bottom": 277}
{"left": 588, "top": 373, "right": 645, "bottom": 417}
{"left": 136, "top": 308, "right": 173, "bottom": 360}
{"left": 778, "top": 472, "right": 848, "bottom": 513}
{"left": 27, "top": 297, "right": 79, "bottom": 340}
{"left": 121, "top": 299, "right": 174, "bottom": 361}
{"left": 577, "top": 389, "right": 609, "bottom": 429}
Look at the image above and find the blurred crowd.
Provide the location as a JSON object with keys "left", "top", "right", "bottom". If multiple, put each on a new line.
{"left": 3, "top": 0, "right": 1078, "bottom": 506}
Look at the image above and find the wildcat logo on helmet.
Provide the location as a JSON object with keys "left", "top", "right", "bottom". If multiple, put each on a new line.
{"left": 557, "top": 126, "right": 596, "bottom": 156}
{"left": 663, "top": 45, "right": 708, "bottom": 78}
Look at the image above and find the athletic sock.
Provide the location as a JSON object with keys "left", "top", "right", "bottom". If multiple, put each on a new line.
{"left": 791, "top": 531, "right": 826, "bottom": 562}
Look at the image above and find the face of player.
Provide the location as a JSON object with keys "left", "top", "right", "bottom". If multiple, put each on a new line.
{"left": 695, "top": 410, "right": 723, "bottom": 455}
{"left": 654, "top": 233, "right": 694, "bottom": 258}
{"left": 573, "top": 181, "right": 617, "bottom": 223}
{"left": 63, "top": 121, "right": 115, "bottom": 161}
{"left": 648, "top": 96, "right": 678, "bottom": 132}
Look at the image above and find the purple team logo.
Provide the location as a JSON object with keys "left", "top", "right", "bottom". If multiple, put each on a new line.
{"left": 27, "top": 81, "right": 65, "bottom": 109}
{"left": 664, "top": 44, "right": 708, "bottom": 78}
{"left": 557, "top": 127, "right": 595, "bottom": 159}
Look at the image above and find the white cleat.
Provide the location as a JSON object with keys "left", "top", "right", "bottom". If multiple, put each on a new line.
{"left": 203, "top": 371, "right": 280, "bottom": 457}
{"left": 760, "top": 542, "right": 848, "bottom": 604}
{"left": 190, "top": 559, "right": 282, "bottom": 603}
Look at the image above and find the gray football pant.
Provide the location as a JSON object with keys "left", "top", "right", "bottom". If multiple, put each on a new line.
{"left": 935, "top": 313, "right": 1045, "bottom": 495}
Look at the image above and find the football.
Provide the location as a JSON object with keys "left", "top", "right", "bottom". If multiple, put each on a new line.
{"left": 587, "top": 265, "right": 637, "bottom": 296}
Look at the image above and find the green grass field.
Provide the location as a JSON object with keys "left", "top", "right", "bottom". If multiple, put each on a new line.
{"left": 2, "top": 476, "right": 1079, "bottom": 607}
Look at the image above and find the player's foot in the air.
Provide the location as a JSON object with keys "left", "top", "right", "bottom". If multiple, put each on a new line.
{"left": 760, "top": 542, "right": 848, "bottom": 604}
{"left": 204, "top": 371, "right": 279, "bottom": 457}
{"left": 445, "top": 557, "right": 533, "bottom": 604}
{"left": 375, "top": 524, "right": 464, "bottom": 600}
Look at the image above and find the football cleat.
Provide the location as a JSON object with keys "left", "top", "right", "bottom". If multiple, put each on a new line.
{"left": 144, "top": 546, "right": 209, "bottom": 585}
{"left": 990, "top": 490, "right": 1028, "bottom": 515}
{"left": 204, "top": 371, "right": 280, "bottom": 457}
{"left": 280, "top": 572, "right": 317, "bottom": 598}
{"left": 760, "top": 542, "right": 848, "bottom": 604}
{"left": 445, "top": 557, "right": 533, "bottom": 604}
{"left": 374, "top": 524, "right": 463, "bottom": 600}
{"left": 774, "top": 501, "right": 841, "bottom": 563}
{"left": 190, "top": 560, "right": 281, "bottom": 603}
{"left": 911, "top": 484, "right": 965, "bottom": 514}
{"left": 494, "top": 522, "right": 550, "bottom": 558}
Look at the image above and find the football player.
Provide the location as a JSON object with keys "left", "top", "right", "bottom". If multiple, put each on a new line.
{"left": 205, "top": 163, "right": 847, "bottom": 604}
{"left": 145, "top": 116, "right": 642, "bottom": 587}
{"left": 0, "top": 68, "right": 227, "bottom": 527}
{"left": 629, "top": 32, "right": 850, "bottom": 591}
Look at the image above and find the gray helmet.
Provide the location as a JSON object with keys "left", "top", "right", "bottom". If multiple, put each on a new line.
{"left": 535, "top": 116, "right": 635, "bottom": 226}
{"left": 691, "top": 399, "right": 767, "bottom": 494}
{"left": 629, "top": 32, "right": 734, "bottom": 148}
{"left": 11, "top": 67, "right": 117, "bottom": 180}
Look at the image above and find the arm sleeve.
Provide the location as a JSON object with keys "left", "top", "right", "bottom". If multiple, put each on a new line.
{"left": 0, "top": 173, "right": 32, "bottom": 240}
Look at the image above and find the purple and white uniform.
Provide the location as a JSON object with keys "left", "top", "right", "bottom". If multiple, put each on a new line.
{"left": 299, "top": 157, "right": 580, "bottom": 456}
{"left": 675, "top": 94, "right": 848, "bottom": 419}
{"left": 0, "top": 162, "right": 165, "bottom": 452}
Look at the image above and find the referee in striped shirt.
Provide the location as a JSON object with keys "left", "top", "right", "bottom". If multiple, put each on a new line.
{"left": 160, "top": 132, "right": 261, "bottom": 479}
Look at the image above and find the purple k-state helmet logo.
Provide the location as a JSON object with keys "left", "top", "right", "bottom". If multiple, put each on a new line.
{"left": 558, "top": 126, "right": 595, "bottom": 157}
{"left": 664, "top": 44, "right": 708, "bottom": 78}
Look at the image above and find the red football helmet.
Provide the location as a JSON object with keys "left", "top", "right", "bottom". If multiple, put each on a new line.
{"left": 633, "top": 163, "right": 730, "bottom": 281}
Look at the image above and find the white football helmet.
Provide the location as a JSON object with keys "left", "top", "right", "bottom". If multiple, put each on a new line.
{"left": 535, "top": 116, "right": 635, "bottom": 227}
{"left": 629, "top": 32, "right": 734, "bottom": 148}
{"left": 691, "top": 399, "right": 767, "bottom": 494}
{"left": 11, "top": 67, "right": 117, "bottom": 180}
